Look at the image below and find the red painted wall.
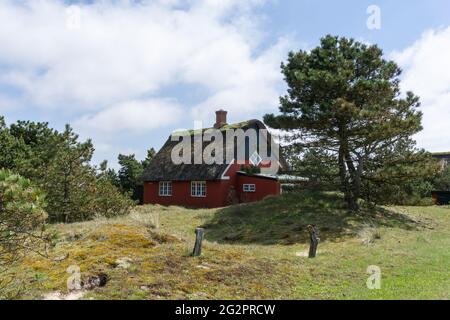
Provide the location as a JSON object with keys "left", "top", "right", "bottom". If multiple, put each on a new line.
{"left": 143, "top": 162, "right": 280, "bottom": 208}
{"left": 236, "top": 174, "right": 280, "bottom": 203}
{"left": 143, "top": 180, "right": 231, "bottom": 208}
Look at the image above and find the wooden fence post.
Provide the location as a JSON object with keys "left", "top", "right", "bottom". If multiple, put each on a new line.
{"left": 307, "top": 225, "right": 319, "bottom": 258}
{"left": 192, "top": 228, "right": 204, "bottom": 257}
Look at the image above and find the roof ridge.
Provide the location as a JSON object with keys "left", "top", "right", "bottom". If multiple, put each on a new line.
{"left": 172, "top": 120, "right": 265, "bottom": 136}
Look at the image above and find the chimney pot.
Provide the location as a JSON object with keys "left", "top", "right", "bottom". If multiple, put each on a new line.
{"left": 214, "top": 109, "right": 228, "bottom": 129}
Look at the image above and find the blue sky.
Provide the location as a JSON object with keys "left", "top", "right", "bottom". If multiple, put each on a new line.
{"left": 0, "top": 0, "right": 449, "bottom": 168}
{"left": 264, "top": 0, "right": 450, "bottom": 50}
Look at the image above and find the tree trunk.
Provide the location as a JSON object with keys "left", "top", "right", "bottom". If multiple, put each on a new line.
{"left": 344, "top": 149, "right": 361, "bottom": 206}
{"left": 338, "top": 147, "right": 350, "bottom": 198}
{"left": 339, "top": 136, "right": 360, "bottom": 212}
{"left": 339, "top": 146, "right": 359, "bottom": 211}
{"left": 347, "top": 195, "right": 359, "bottom": 212}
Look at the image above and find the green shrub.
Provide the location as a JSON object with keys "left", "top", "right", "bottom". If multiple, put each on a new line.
{"left": 93, "top": 168, "right": 135, "bottom": 219}
{"left": 239, "top": 165, "right": 261, "bottom": 175}
{"left": 0, "top": 169, "right": 47, "bottom": 266}
{"left": 433, "top": 166, "right": 450, "bottom": 191}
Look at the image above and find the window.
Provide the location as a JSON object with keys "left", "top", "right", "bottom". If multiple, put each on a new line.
{"left": 159, "top": 181, "right": 172, "bottom": 196}
{"left": 191, "top": 181, "right": 206, "bottom": 197}
{"left": 243, "top": 184, "right": 256, "bottom": 193}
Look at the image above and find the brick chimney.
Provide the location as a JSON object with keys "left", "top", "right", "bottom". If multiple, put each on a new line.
{"left": 214, "top": 109, "right": 228, "bottom": 129}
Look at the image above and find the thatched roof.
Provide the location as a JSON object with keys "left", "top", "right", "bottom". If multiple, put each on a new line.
{"left": 141, "top": 138, "right": 230, "bottom": 181}
{"left": 142, "top": 120, "right": 286, "bottom": 182}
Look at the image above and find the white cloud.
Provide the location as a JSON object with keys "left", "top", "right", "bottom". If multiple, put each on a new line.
{"left": 0, "top": 94, "right": 19, "bottom": 113}
{"left": 0, "top": 0, "right": 296, "bottom": 166}
{"left": 190, "top": 37, "right": 291, "bottom": 122}
{"left": 74, "top": 98, "right": 182, "bottom": 134}
{"left": 0, "top": 0, "right": 289, "bottom": 114}
{"left": 391, "top": 27, "right": 450, "bottom": 152}
{"left": 92, "top": 142, "right": 143, "bottom": 170}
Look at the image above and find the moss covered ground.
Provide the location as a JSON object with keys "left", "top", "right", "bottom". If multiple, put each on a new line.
{"left": 4, "top": 192, "right": 449, "bottom": 300}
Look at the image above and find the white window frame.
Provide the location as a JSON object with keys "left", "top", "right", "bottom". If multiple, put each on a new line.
{"left": 159, "top": 181, "right": 172, "bottom": 196}
{"left": 243, "top": 184, "right": 256, "bottom": 193}
{"left": 191, "top": 181, "right": 207, "bottom": 197}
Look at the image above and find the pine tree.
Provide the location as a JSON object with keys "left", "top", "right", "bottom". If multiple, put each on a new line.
{"left": 0, "top": 170, "right": 47, "bottom": 268}
{"left": 0, "top": 117, "right": 31, "bottom": 172}
{"left": 98, "top": 160, "right": 120, "bottom": 188}
{"left": 94, "top": 162, "right": 134, "bottom": 218}
{"left": 8, "top": 120, "right": 62, "bottom": 181}
{"left": 433, "top": 166, "right": 450, "bottom": 191}
{"left": 1, "top": 118, "right": 133, "bottom": 223}
{"left": 118, "top": 154, "right": 144, "bottom": 201}
{"left": 142, "top": 148, "right": 156, "bottom": 169}
{"left": 43, "top": 125, "right": 97, "bottom": 223}
{"left": 265, "top": 35, "right": 438, "bottom": 211}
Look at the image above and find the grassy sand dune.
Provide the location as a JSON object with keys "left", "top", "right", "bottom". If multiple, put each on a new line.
{"left": 4, "top": 192, "right": 449, "bottom": 299}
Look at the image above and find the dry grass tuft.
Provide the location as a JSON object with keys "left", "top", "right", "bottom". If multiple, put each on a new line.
{"left": 4, "top": 192, "right": 449, "bottom": 300}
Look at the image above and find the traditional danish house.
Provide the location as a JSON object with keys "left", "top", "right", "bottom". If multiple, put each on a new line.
{"left": 141, "top": 110, "right": 287, "bottom": 208}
